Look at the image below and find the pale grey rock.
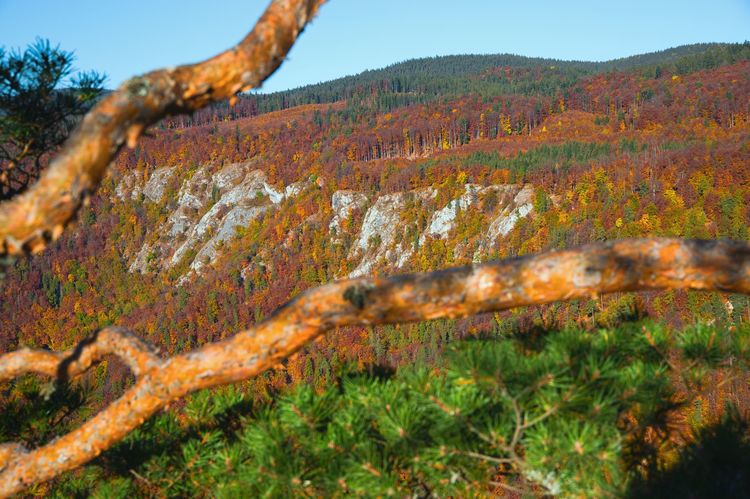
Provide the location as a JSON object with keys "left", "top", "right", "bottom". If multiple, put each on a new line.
{"left": 474, "top": 184, "right": 535, "bottom": 261}
{"left": 142, "top": 166, "right": 176, "bottom": 203}
{"left": 175, "top": 168, "right": 212, "bottom": 211}
{"left": 265, "top": 183, "right": 284, "bottom": 203}
{"left": 421, "top": 184, "right": 521, "bottom": 243}
{"left": 348, "top": 187, "right": 435, "bottom": 278}
{"left": 284, "top": 180, "right": 308, "bottom": 199}
{"left": 124, "top": 157, "right": 540, "bottom": 285}
{"left": 127, "top": 160, "right": 292, "bottom": 278}
{"left": 487, "top": 184, "right": 535, "bottom": 240}
{"left": 171, "top": 168, "right": 300, "bottom": 275}
{"left": 128, "top": 243, "right": 152, "bottom": 274}
{"left": 170, "top": 170, "right": 272, "bottom": 267}
{"left": 421, "top": 184, "right": 481, "bottom": 242}
{"left": 213, "top": 162, "right": 248, "bottom": 191}
{"left": 488, "top": 202, "right": 533, "bottom": 239}
{"left": 394, "top": 242, "right": 413, "bottom": 268}
{"left": 114, "top": 170, "right": 143, "bottom": 202}
{"left": 167, "top": 211, "right": 195, "bottom": 239}
{"left": 187, "top": 206, "right": 267, "bottom": 276}
{"left": 346, "top": 182, "right": 536, "bottom": 275}
{"left": 329, "top": 190, "right": 368, "bottom": 237}
{"left": 130, "top": 158, "right": 314, "bottom": 280}
{"left": 166, "top": 163, "right": 247, "bottom": 239}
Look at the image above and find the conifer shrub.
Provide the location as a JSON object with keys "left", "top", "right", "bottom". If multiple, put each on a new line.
{"left": 36, "top": 319, "right": 750, "bottom": 497}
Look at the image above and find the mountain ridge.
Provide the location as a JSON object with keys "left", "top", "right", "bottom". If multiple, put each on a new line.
{"left": 259, "top": 41, "right": 743, "bottom": 93}
{"left": 171, "top": 41, "right": 749, "bottom": 126}
{"left": 1, "top": 41, "right": 749, "bottom": 494}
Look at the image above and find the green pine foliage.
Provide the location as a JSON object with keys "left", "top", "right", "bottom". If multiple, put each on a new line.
{"left": 43, "top": 319, "right": 750, "bottom": 498}
{"left": 0, "top": 38, "right": 106, "bottom": 199}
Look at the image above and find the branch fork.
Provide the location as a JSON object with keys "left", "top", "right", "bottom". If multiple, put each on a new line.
{"left": 0, "top": 0, "right": 749, "bottom": 496}
{"left": 0, "top": 238, "right": 748, "bottom": 495}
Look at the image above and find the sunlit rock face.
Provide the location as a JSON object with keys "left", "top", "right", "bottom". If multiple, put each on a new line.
{"left": 141, "top": 166, "right": 177, "bottom": 203}
{"left": 329, "top": 190, "right": 368, "bottom": 242}
{"left": 169, "top": 169, "right": 282, "bottom": 269}
{"left": 420, "top": 184, "right": 520, "bottom": 242}
{"left": 348, "top": 188, "right": 437, "bottom": 278}
{"left": 345, "top": 183, "right": 534, "bottom": 278}
{"left": 473, "top": 184, "right": 535, "bottom": 259}
{"left": 114, "top": 170, "right": 143, "bottom": 202}
{"left": 120, "top": 161, "right": 301, "bottom": 277}
{"left": 117, "top": 161, "right": 534, "bottom": 282}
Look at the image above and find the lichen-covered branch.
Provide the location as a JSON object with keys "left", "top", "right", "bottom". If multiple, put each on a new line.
{"left": 0, "top": 326, "right": 161, "bottom": 383}
{"left": 0, "top": 0, "right": 325, "bottom": 256}
{"left": 0, "top": 238, "right": 748, "bottom": 495}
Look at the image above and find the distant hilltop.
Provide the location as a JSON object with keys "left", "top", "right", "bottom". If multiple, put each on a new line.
{"left": 255, "top": 42, "right": 749, "bottom": 97}
{"left": 171, "top": 42, "right": 749, "bottom": 126}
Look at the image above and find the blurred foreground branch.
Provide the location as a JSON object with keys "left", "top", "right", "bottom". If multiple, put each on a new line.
{"left": 1, "top": 0, "right": 749, "bottom": 496}
{"left": 0, "top": 0, "right": 324, "bottom": 256}
{"left": 0, "top": 237, "right": 748, "bottom": 495}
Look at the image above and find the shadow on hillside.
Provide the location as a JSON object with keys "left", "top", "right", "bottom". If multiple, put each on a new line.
{"left": 626, "top": 408, "right": 750, "bottom": 498}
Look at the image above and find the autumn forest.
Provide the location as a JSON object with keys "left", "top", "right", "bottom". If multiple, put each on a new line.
{"left": 1, "top": 33, "right": 750, "bottom": 496}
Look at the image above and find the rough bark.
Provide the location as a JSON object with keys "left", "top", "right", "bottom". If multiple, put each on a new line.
{"left": 0, "top": 0, "right": 324, "bottom": 256}
{"left": 1, "top": 1, "right": 749, "bottom": 496}
{"left": 0, "top": 237, "right": 748, "bottom": 495}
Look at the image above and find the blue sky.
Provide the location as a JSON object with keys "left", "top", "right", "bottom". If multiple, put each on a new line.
{"left": 1, "top": 0, "right": 748, "bottom": 93}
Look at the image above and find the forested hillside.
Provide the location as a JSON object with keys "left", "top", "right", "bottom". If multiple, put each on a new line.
{"left": 175, "top": 42, "right": 750, "bottom": 125}
{"left": 1, "top": 42, "right": 749, "bottom": 495}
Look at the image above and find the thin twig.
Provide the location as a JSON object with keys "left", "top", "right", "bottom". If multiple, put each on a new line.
{"left": 462, "top": 450, "right": 517, "bottom": 466}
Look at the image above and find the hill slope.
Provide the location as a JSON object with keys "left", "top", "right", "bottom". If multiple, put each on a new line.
{"left": 178, "top": 42, "right": 750, "bottom": 125}
{"left": 1, "top": 43, "right": 749, "bottom": 496}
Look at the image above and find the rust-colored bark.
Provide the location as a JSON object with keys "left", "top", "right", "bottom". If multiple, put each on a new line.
{"left": 0, "top": 238, "right": 748, "bottom": 495}
{"left": 0, "top": 0, "right": 324, "bottom": 256}
{"left": 1, "top": 1, "right": 749, "bottom": 496}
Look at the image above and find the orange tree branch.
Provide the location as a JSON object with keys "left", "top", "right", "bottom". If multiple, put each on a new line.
{"left": 0, "top": 237, "right": 748, "bottom": 495}
{"left": 0, "top": 0, "right": 325, "bottom": 256}
{"left": 0, "top": 326, "right": 161, "bottom": 383}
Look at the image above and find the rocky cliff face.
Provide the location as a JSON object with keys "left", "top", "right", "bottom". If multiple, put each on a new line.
{"left": 474, "top": 184, "right": 534, "bottom": 261}
{"left": 347, "top": 183, "right": 534, "bottom": 277}
{"left": 168, "top": 169, "right": 282, "bottom": 272}
{"left": 123, "top": 160, "right": 291, "bottom": 277}
{"left": 347, "top": 188, "right": 436, "bottom": 278}
{"left": 117, "top": 163, "right": 535, "bottom": 282}
{"left": 329, "top": 190, "right": 368, "bottom": 242}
